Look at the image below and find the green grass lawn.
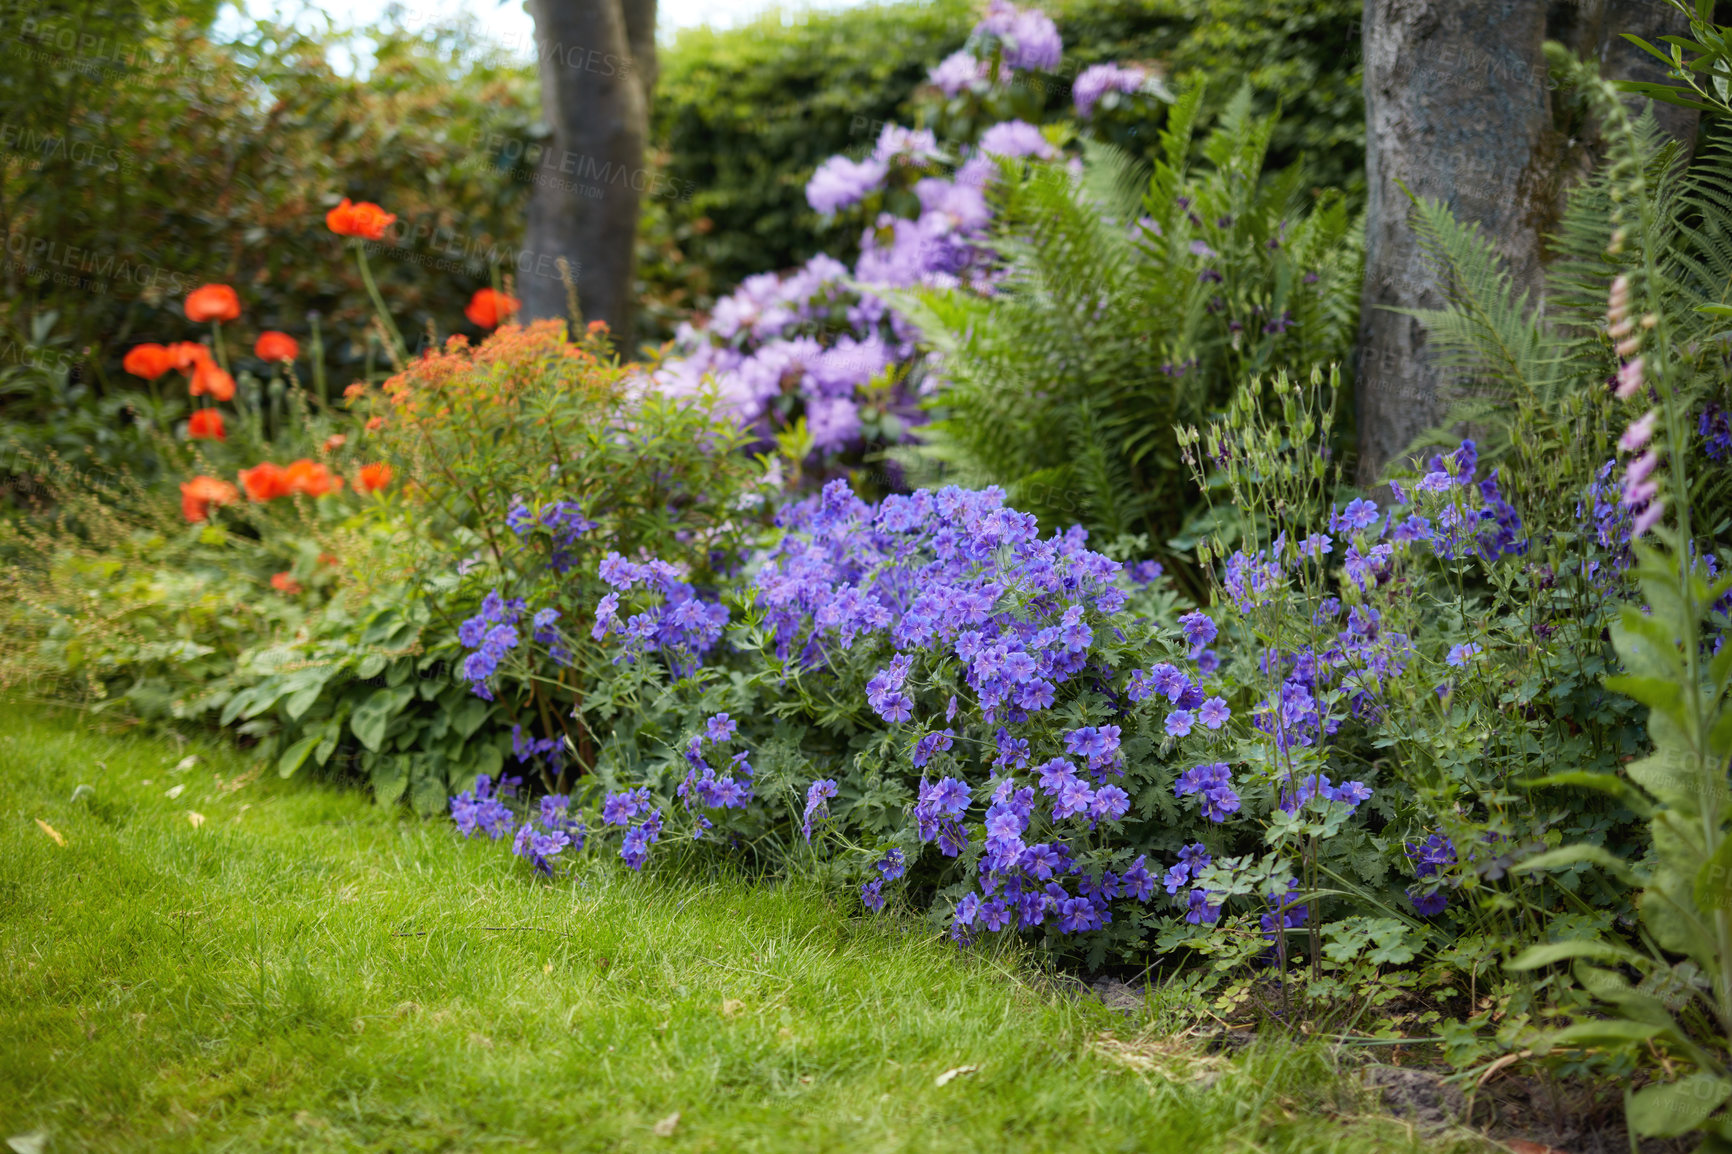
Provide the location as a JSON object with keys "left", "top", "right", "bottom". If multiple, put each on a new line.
{"left": 0, "top": 704, "right": 1478, "bottom": 1152}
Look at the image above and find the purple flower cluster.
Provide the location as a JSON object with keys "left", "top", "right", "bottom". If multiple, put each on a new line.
{"left": 644, "top": 3, "right": 1154, "bottom": 470}
{"left": 1175, "top": 762, "right": 1240, "bottom": 822}
{"left": 803, "top": 778, "right": 839, "bottom": 841}
{"left": 972, "top": 0, "right": 1062, "bottom": 71}
{"left": 1161, "top": 844, "right": 1221, "bottom": 924}
{"left": 677, "top": 715, "right": 756, "bottom": 837}
{"left": 591, "top": 552, "right": 728, "bottom": 674}
{"left": 1260, "top": 878, "right": 1308, "bottom": 945}
{"left": 512, "top": 793, "right": 585, "bottom": 876}
{"left": 458, "top": 590, "right": 525, "bottom": 700}
{"left": 600, "top": 787, "right": 663, "bottom": 869}
{"left": 1071, "top": 63, "right": 1147, "bottom": 117}
{"left": 507, "top": 498, "right": 596, "bottom": 574}
{"left": 512, "top": 723, "right": 564, "bottom": 772}
{"left": 1405, "top": 834, "right": 1457, "bottom": 916}
{"left": 1277, "top": 772, "right": 1372, "bottom": 815}
{"left": 450, "top": 772, "right": 520, "bottom": 839}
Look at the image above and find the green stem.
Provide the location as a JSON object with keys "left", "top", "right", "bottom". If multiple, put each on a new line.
{"left": 210, "top": 321, "right": 229, "bottom": 375}
{"left": 353, "top": 241, "right": 408, "bottom": 363}
{"left": 309, "top": 313, "right": 328, "bottom": 409}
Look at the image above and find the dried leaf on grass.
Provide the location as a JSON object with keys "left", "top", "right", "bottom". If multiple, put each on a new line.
{"left": 1091, "top": 1033, "right": 1231, "bottom": 1084}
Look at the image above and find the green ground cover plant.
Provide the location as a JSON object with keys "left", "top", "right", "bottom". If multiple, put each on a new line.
{"left": 0, "top": 703, "right": 1469, "bottom": 1153}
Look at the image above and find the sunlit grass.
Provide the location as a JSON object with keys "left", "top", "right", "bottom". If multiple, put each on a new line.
{"left": 0, "top": 704, "right": 1479, "bottom": 1152}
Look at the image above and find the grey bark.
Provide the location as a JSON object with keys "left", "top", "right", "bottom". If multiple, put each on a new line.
{"left": 1354, "top": 0, "right": 1697, "bottom": 487}
{"left": 522, "top": 0, "right": 652, "bottom": 350}
{"left": 1355, "top": 0, "right": 1554, "bottom": 487}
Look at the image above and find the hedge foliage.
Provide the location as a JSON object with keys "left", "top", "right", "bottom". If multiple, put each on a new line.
{"left": 655, "top": 0, "right": 1364, "bottom": 290}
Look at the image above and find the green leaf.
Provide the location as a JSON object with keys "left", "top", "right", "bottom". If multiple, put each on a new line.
{"left": 1507, "top": 938, "right": 1648, "bottom": 971}
{"left": 1628, "top": 1073, "right": 1732, "bottom": 1137}
{"left": 1548, "top": 1019, "right": 1664, "bottom": 1047}
{"left": 371, "top": 755, "right": 408, "bottom": 806}
{"left": 276, "top": 734, "right": 320, "bottom": 779}
{"left": 283, "top": 679, "right": 326, "bottom": 721}
{"left": 1695, "top": 837, "right": 1732, "bottom": 919}
{"left": 350, "top": 686, "right": 410, "bottom": 753}
{"left": 451, "top": 697, "right": 490, "bottom": 740}
{"left": 357, "top": 653, "right": 386, "bottom": 679}
{"left": 1605, "top": 674, "right": 1685, "bottom": 724}
{"left": 1511, "top": 844, "right": 1643, "bottom": 887}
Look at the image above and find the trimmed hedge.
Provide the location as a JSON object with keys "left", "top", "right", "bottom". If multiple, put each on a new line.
{"left": 653, "top": 0, "right": 1364, "bottom": 293}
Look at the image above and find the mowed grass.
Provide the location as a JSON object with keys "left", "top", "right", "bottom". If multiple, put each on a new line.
{"left": 0, "top": 704, "right": 1478, "bottom": 1152}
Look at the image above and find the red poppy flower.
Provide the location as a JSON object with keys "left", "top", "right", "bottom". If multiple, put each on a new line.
{"left": 187, "top": 409, "right": 225, "bottom": 441}
{"left": 365, "top": 416, "right": 385, "bottom": 432}
{"left": 357, "top": 462, "right": 393, "bottom": 493}
{"left": 180, "top": 475, "right": 239, "bottom": 522}
{"left": 185, "top": 284, "right": 240, "bottom": 323}
{"left": 255, "top": 331, "right": 299, "bottom": 361}
{"left": 326, "top": 198, "right": 397, "bottom": 241}
{"left": 123, "top": 344, "right": 174, "bottom": 380}
{"left": 343, "top": 382, "right": 368, "bottom": 399}
{"left": 465, "top": 288, "right": 520, "bottom": 329}
{"left": 190, "top": 360, "right": 236, "bottom": 402}
{"left": 270, "top": 572, "right": 303, "bottom": 595}
{"left": 323, "top": 433, "right": 346, "bottom": 452}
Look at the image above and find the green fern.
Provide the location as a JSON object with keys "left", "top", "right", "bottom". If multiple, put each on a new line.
{"left": 1394, "top": 104, "right": 1732, "bottom": 517}
{"left": 888, "top": 85, "right": 1362, "bottom": 563}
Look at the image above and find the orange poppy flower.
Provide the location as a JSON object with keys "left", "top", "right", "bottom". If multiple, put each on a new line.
{"left": 283, "top": 458, "right": 343, "bottom": 497}
{"left": 343, "top": 382, "right": 368, "bottom": 400}
{"left": 323, "top": 433, "right": 347, "bottom": 452}
{"left": 180, "top": 475, "right": 239, "bottom": 522}
{"left": 166, "top": 341, "right": 212, "bottom": 372}
{"left": 123, "top": 343, "right": 174, "bottom": 380}
{"left": 270, "top": 572, "right": 303, "bottom": 595}
{"left": 325, "top": 198, "right": 397, "bottom": 241}
{"left": 357, "top": 462, "right": 393, "bottom": 493}
{"left": 185, "top": 284, "right": 240, "bottom": 323}
{"left": 189, "top": 360, "right": 236, "bottom": 402}
{"left": 465, "top": 288, "right": 519, "bottom": 329}
{"left": 187, "top": 409, "right": 225, "bottom": 441}
{"left": 238, "top": 462, "right": 289, "bottom": 502}
{"left": 365, "top": 416, "right": 385, "bottom": 432}
{"left": 255, "top": 331, "right": 299, "bottom": 361}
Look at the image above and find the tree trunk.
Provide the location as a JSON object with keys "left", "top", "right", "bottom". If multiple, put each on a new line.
{"left": 1355, "top": 0, "right": 1554, "bottom": 487}
{"left": 523, "top": 0, "right": 651, "bottom": 350}
{"left": 1354, "top": 0, "right": 1699, "bottom": 487}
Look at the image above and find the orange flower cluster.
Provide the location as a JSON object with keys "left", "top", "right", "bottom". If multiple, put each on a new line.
{"left": 180, "top": 476, "right": 239, "bottom": 522}
{"left": 270, "top": 572, "right": 303, "bottom": 594}
{"left": 326, "top": 198, "right": 396, "bottom": 241}
{"left": 239, "top": 460, "right": 344, "bottom": 502}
